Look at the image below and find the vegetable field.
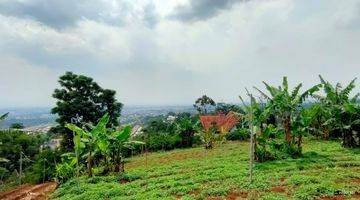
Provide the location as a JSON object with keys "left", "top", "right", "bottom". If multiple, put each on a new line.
{"left": 52, "top": 139, "right": 360, "bottom": 200}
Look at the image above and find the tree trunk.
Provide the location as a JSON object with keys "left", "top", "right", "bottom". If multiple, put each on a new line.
{"left": 297, "top": 134, "right": 302, "bottom": 150}
{"left": 283, "top": 115, "right": 292, "bottom": 143}
{"left": 87, "top": 149, "right": 93, "bottom": 177}
{"left": 114, "top": 157, "right": 124, "bottom": 173}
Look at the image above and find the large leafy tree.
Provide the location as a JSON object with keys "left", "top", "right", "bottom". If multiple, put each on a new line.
{"left": 51, "top": 72, "right": 123, "bottom": 151}
{"left": 194, "top": 95, "right": 216, "bottom": 114}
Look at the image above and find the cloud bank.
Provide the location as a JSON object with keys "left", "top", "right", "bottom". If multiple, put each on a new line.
{"left": 0, "top": 0, "right": 359, "bottom": 108}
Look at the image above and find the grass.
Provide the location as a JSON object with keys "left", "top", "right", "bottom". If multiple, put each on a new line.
{"left": 52, "top": 139, "right": 360, "bottom": 200}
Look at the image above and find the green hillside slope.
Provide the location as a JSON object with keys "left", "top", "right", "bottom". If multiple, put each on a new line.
{"left": 52, "top": 140, "right": 360, "bottom": 200}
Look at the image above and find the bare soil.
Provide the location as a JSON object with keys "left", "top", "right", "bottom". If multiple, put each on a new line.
{"left": 0, "top": 182, "right": 57, "bottom": 200}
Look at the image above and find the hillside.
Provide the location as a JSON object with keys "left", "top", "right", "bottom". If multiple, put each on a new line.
{"left": 52, "top": 140, "right": 360, "bottom": 200}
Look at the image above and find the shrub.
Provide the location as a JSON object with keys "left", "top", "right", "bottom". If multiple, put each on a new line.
{"left": 55, "top": 154, "right": 77, "bottom": 183}
{"left": 26, "top": 148, "right": 61, "bottom": 183}
{"left": 226, "top": 128, "right": 249, "bottom": 141}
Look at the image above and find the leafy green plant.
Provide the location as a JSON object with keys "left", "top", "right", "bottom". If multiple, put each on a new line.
{"left": 65, "top": 113, "right": 109, "bottom": 177}
{"left": 255, "top": 77, "right": 320, "bottom": 145}
{"left": 225, "top": 128, "right": 250, "bottom": 141}
{"left": 314, "top": 75, "right": 360, "bottom": 147}
{"left": 200, "top": 127, "right": 224, "bottom": 149}
{"left": 55, "top": 153, "right": 77, "bottom": 183}
{"left": 175, "top": 117, "right": 199, "bottom": 147}
{"left": 107, "top": 126, "right": 144, "bottom": 173}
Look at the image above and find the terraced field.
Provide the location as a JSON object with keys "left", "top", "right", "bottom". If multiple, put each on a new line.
{"left": 52, "top": 140, "right": 360, "bottom": 200}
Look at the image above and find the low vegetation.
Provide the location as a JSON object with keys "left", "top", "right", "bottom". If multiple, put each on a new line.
{"left": 52, "top": 139, "right": 360, "bottom": 200}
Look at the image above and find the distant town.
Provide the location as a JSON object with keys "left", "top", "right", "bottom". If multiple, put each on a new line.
{"left": 0, "top": 105, "right": 197, "bottom": 132}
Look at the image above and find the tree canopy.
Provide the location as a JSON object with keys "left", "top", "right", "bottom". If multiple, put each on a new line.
{"left": 51, "top": 72, "right": 123, "bottom": 151}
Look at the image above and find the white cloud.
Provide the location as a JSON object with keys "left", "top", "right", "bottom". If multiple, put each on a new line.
{"left": 0, "top": 0, "right": 359, "bottom": 107}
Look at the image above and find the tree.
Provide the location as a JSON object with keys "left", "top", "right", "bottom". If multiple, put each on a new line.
{"left": 51, "top": 72, "right": 123, "bottom": 151}
{"left": 194, "top": 95, "right": 216, "bottom": 114}
{"left": 215, "top": 103, "right": 244, "bottom": 114}
{"left": 10, "top": 123, "right": 24, "bottom": 129}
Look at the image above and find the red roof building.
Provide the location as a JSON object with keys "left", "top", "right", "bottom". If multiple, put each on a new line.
{"left": 199, "top": 112, "right": 240, "bottom": 133}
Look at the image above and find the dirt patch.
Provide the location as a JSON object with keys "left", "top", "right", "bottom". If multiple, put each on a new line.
{"left": 226, "top": 191, "right": 248, "bottom": 200}
{"left": 280, "top": 177, "right": 286, "bottom": 182}
{"left": 271, "top": 186, "right": 287, "bottom": 193}
{"left": 319, "top": 195, "right": 346, "bottom": 200}
{"left": 189, "top": 189, "right": 200, "bottom": 196}
{"left": 0, "top": 182, "right": 58, "bottom": 200}
{"left": 351, "top": 178, "right": 360, "bottom": 184}
{"left": 352, "top": 192, "right": 360, "bottom": 199}
{"left": 174, "top": 194, "right": 183, "bottom": 199}
{"left": 0, "top": 184, "right": 34, "bottom": 199}
{"left": 119, "top": 179, "right": 130, "bottom": 184}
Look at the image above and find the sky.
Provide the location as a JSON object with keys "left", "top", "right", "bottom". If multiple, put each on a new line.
{"left": 0, "top": 0, "right": 359, "bottom": 108}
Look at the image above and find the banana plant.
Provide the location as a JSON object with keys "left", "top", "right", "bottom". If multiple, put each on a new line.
{"left": 175, "top": 118, "right": 199, "bottom": 148}
{"left": 66, "top": 113, "right": 109, "bottom": 177}
{"left": 254, "top": 77, "right": 320, "bottom": 144}
{"left": 108, "top": 126, "right": 144, "bottom": 172}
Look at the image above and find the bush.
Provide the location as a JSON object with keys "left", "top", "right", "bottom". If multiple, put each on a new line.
{"left": 55, "top": 154, "right": 77, "bottom": 183}
{"left": 26, "top": 148, "right": 61, "bottom": 183}
{"left": 226, "top": 128, "right": 250, "bottom": 141}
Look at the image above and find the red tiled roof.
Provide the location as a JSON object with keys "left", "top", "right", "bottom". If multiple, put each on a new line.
{"left": 200, "top": 112, "right": 239, "bottom": 133}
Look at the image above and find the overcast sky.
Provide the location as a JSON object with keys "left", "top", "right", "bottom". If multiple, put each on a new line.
{"left": 0, "top": 0, "right": 359, "bottom": 108}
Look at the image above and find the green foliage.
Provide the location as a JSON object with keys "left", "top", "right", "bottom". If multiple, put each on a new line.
{"left": 0, "top": 129, "right": 45, "bottom": 172}
{"left": 136, "top": 112, "right": 200, "bottom": 152}
{"left": 62, "top": 113, "right": 144, "bottom": 178}
{"left": 249, "top": 77, "right": 321, "bottom": 160}
{"left": 65, "top": 113, "right": 110, "bottom": 177}
{"left": 215, "top": 103, "right": 244, "bottom": 114}
{"left": 55, "top": 154, "right": 77, "bottom": 183}
{"left": 225, "top": 128, "right": 249, "bottom": 141}
{"left": 26, "top": 148, "right": 61, "bottom": 183}
{"left": 10, "top": 123, "right": 24, "bottom": 129}
{"left": 314, "top": 75, "right": 359, "bottom": 147}
{"left": 199, "top": 127, "right": 225, "bottom": 149}
{"left": 51, "top": 71, "right": 123, "bottom": 151}
{"left": 175, "top": 117, "right": 199, "bottom": 148}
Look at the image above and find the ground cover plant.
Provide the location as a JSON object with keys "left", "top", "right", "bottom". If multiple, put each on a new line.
{"left": 52, "top": 139, "right": 360, "bottom": 200}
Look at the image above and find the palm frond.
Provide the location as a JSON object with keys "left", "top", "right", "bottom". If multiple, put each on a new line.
{"left": 291, "top": 84, "right": 302, "bottom": 100}
{"left": 253, "top": 86, "right": 271, "bottom": 100}
{"left": 282, "top": 76, "right": 288, "bottom": 92}
{"left": 0, "top": 112, "right": 9, "bottom": 121}
{"left": 262, "top": 81, "right": 278, "bottom": 97}
{"left": 300, "top": 84, "right": 321, "bottom": 104}
{"left": 340, "top": 78, "right": 357, "bottom": 100}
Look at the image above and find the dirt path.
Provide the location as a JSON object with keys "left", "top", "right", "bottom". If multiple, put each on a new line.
{"left": 0, "top": 182, "right": 58, "bottom": 200}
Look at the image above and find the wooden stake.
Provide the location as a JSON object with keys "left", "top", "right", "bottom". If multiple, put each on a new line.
{"left": 249, "top": 94, "right": 255, "bottom": 184}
